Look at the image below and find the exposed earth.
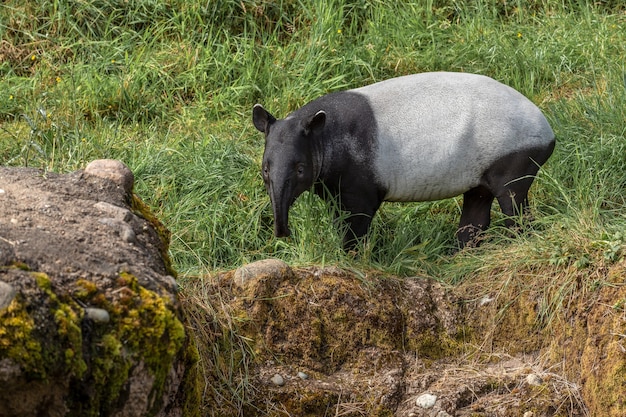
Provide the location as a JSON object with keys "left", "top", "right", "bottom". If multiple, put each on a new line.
{"left": 186, "top": 259, "right": 625, "bottom": 417}
{"left": 1, "top": 162, "right": 625, "bottom": 416}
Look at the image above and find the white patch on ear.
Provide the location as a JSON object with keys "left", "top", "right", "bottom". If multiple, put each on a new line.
{"left": 253, "top": 104, "right": 276, "bottom": 133}
{"left": 303, "top": 110, "right": 326, "bottom": 135}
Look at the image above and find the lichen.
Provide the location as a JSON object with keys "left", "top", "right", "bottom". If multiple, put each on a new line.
{"left": 130, "top": 193, "right": 176, "bottom": 277}
{"left": 68, "top": 271, "right": 188, "bottom": 416}
{"left": 0, "top": 296, "right": 45, "bottom": 378}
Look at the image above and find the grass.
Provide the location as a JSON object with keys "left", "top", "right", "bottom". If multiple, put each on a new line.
{"left": 2, "top": 1, "right": 625, "bottom": 415}
{"left": 1, "top": 0, "right": 625, "bottom": 281}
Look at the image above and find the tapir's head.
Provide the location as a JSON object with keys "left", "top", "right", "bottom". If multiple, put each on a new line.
{"left": 252, "top": 104, "right": 326, "bottom": 238}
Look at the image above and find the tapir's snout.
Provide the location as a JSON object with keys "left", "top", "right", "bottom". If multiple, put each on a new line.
{"left": 269, "top": 180, "right": 294, "bottom": 239}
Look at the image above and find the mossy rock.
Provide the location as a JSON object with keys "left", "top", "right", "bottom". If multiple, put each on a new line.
{"left": 0, "top": 163, "right": 200, "bottom": 417}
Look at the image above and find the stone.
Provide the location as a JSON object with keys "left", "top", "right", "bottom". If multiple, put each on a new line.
{"left": 85, "top": 159, "right": 134, "bottom": 194}
{"left": 0, "top": 281, "right": 16, "bottom": 310}
{"left": 94, "top": 201, "right": 133, "bottom": 222}
{"left": 415, "top": 393, "right": 437, "bottom": 409}
{"left": 271, "top": 374, "right": 285, "bottom": 386}
{"left": 0, "top": 166, "right": 194, "bottom": 417}
{"left": 233, "top": 258, "right": 292, "bottom": 287}
{"left": 84, "top": 307, "right": 110, "bottom": 323}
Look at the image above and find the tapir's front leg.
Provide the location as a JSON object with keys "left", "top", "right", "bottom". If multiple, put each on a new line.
{"left": 338, "top": 188, "right": 382, "bottom": 251}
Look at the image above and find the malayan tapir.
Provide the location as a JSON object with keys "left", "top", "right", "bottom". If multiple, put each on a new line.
{"left": 252, "top": 72, "right": 555, "bottom": 250}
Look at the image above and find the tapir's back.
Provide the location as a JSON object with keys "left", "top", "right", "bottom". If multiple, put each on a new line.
{"left": 353, "top": 72, "right": 555, "bottom": 201}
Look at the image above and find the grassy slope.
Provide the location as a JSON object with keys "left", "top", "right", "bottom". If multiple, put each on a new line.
{"left": 1, "top": 0, "right": 624, "bottom": 283}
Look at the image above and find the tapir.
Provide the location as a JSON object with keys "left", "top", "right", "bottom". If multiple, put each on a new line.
{"left": 252, "top": 72, "right": 555, "bottom": 250}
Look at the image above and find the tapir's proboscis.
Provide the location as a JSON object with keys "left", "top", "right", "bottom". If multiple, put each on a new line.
{"left": 252, "top": 72, "right": 555, "bottom": 250}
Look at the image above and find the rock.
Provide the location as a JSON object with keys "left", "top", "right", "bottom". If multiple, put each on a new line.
{"left": 297, "top": 371, "right": 308, "bottom": 380}
{"left": 0, "top": 238, "right": 15, "bottom": 266}
{"left": 0, "top": 165, "right": 198, "bottom": 417}
{"left": 271, "top": 374, "right": 285, "bottom": 386}
{"left": 525, "top": 373, "right": 543, "bottom": 386}
{"left": 94, "top": 201, "right": 133, "bottom": 222}
{"left": 98, "top": 217, "right": 137, "bottom": 243}
{"left": 84, "top": 307, "right": 110, "bottom": 323}
{"left": 84, "top": 159, "right": 134, "bottom": 194}
{"left": 233, "top": 258, "right": 292, "bottom": 288}
{"left": 415, "top": 393, "right": 437, "bottom": 409}
{"left": 0, "top": 281, "right": 15, "bottom": 310}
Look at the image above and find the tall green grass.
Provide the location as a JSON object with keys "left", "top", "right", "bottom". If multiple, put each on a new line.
{"left": 1, "top": 0, "right": 624, "bottom": 279}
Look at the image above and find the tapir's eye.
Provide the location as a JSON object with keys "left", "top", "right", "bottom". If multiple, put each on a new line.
{"left": 296, "top": 164, "right": 305, "bottom": 176}
{"left": 262, "top": 165, "right": 269, "bottom": 179}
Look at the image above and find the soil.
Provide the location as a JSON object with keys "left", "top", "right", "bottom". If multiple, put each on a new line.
{"left": 187, "top": 258, "right": 626, "bottom": 417}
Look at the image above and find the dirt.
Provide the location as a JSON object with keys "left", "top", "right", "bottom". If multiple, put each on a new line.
{"left": 187, "top": 258, "right": 626, "bottom": 417}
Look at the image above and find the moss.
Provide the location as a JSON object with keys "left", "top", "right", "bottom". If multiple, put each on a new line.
{"left": 32, "top": 272, "right": 88, "bottom": 378}
{"left": 130, "top": 193, "right": 176, "bottom": 278}
{"left": 179, "top": 324, "right": 202, "bottom": 417}
{"left": 72, "top": 271, "right": 187, "bottom": 417}
{"left": 580, "top": 283, "right": 626, "bottom": 416}
{"left": 0, "top": 297, "right": 45, "bottom": 378}
{"left": 54, "top": 303, "right": 87, "bottom": 377}
{"left": 74, "top": 278, "right": 99, "bottom": 299}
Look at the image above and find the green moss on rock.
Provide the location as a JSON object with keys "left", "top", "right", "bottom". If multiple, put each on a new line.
{"left": 0, "top": 297, "right": 45, "bottom": 378}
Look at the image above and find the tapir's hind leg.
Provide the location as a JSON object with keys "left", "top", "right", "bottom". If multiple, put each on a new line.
{"left": 457, "top": 185, "right": 495, "bottom": 247}
{"left": 484, "top": 145, "right": 554, "bottom": 229}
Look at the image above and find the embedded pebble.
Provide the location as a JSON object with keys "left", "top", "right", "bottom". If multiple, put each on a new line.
{"left": 84, "top": 307, "right": 110, "bottom": 323}
{"left": 85, "top": 159, "right": 134, "bottom": 194}
{"left": 98, "top": 218, "right": 137, "bottom": 243}
{"left": 415, "top": 393, "right": 437, "bottom": 409}
{"left": 233, "top": 259, "right": 291, "bottom": 287}
{"left": 297, "top": 371, "right": 308, "bottom": 380}
{"left": 0, "top": 281, "right": 16, "bottom": 310}
{"left": 270, "top": 374, "right": 285, "bottom": 386}
{"left": 94, "top": 201, "right": 132, "bottom": 222}
{"left": 525, "top": 373, "right": 543, "bottom": 386}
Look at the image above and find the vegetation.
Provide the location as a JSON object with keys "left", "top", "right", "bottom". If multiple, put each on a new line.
{"left": 1, "top": 0, "right": 624, "bottom": 280}
{"left": 2, "top": 1, "right": 625, "bottom": 415}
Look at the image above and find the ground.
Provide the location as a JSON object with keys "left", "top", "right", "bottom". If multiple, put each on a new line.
{"left": 0, "top": 164, "right": 624, "bottom": 417}
{"left": 186, "top": 259, "right": 625, "bottom": 417}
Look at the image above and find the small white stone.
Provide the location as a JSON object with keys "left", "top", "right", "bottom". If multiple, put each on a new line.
{"left": 525, "top": 373, "right": 543, "bottom": 386}
{"left": 270, "top": 374, "right": 285, "bottom": 386}
{"left": 85, "top": 307, "right": 110, "bottom": 323}
{"left": 297, "top": 371, "right": 308, "bottom": 380}
{"left": 523, "top": 412, "right": 535, "bottom": 417}
{"left": 415, "top": 393, "right": 437, "bottom": 409}
{"left": 0, "top": 281, "right": 16, "bottom": 310}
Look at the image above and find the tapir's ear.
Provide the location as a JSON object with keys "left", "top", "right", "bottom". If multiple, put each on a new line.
{"left": 252, "top": 104, "right": 276, "bottom": 133}
{"left": 303, "top": 110, "right": 326, "bottom": 135}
